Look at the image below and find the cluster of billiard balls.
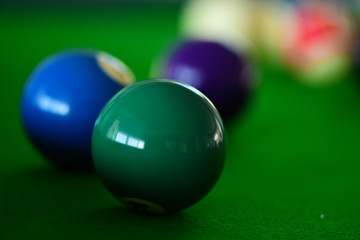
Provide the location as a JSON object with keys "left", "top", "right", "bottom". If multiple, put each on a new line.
{"left": 20, "top": 42, "right": 252, "bottom": 214}
{"left": 181, "top": 0, "right": 359, "bottom": 86}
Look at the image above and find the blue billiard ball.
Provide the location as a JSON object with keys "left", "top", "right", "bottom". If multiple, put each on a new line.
{"left": 20, "top": 49, "right": 135, "bottom": 169}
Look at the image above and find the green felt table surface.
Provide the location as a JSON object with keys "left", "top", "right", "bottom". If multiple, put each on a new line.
{"left": 0, "top": 3, "right": 360, "bottom": 240}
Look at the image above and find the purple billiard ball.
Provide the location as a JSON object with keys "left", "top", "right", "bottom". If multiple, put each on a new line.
{"left": 158, "top": 40, "right": 253, "bottom": 119}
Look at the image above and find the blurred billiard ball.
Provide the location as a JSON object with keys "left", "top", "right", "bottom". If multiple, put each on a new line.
{"left": 153, "top": 40, "right": 253, "bottom": 120}
{"left": 180, "top": 0, "right": 255, "bottom": 56}
{"left": 280, "top": 1, "right": 355, "bottom": 86}
{"left": 92, "top": 79, "right": 226, "bottom": 214}
{"left": 20, "top": 49, "right": 135, "bottom": 169}
{"left": 249, "top": 0, "right": 286, "bottom": 62}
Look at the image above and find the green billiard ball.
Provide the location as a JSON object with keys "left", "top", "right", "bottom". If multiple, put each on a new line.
{"left": 92, "top": 79, "right": 226, "bottom": 214}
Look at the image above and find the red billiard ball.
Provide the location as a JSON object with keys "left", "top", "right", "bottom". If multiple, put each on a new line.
{"left": 281, "top": 1, "right": 355, "bottom": 85}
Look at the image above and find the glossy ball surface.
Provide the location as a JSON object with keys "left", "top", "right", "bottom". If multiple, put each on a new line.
{"left": 20, "top": 49, "right": 134, "bottom": 169}
{"left": 160, "top": 40, "right": 252, "bottom": 120}
{"left": 92, "top": 79, "right": 226, "bottom": 214}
